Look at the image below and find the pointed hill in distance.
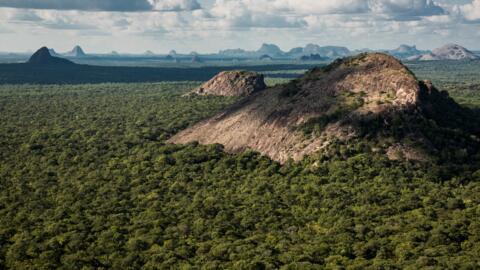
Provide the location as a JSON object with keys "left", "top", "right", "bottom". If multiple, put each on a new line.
{"left": 28, "top": 47, "right": 75, "bottom": 65}
{"left": 170, "top": 53, "right": 480, "bottom": 164}
{"left": 64, "top": 45, "right": 86, "bottom": 58}
{"left": 48, "top": 48, "right": 60, "bottom": 57}
{"left": 144, "top": 50, "right": 155, "bottom": 56}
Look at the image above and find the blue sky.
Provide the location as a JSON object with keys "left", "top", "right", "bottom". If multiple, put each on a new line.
{"left": 0, "top": 0, "right": 479, "bottom": 53}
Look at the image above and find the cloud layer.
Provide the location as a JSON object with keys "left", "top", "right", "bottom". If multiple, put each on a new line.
{"left": 0, "top": 0, "right": 478, "bottom": 53}
{"left": 0, "top": 0, "right": 201, "bottom": 11}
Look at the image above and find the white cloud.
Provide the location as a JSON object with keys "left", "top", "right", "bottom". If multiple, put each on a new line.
{"left": 0, "top": 0, "right": 202, "bottom": 12}
{"left": 209, "top": 0, "right": 306, "bottom": 28}
{"left": 216, "top": 0, "right": 445, "bottom": 17}
{"left": 368, "top": 0, "right": 445, "bottom": 16}
{"left": 458, "top": 0, "right": 480, "bottom": 21}
{"left": 0, "top": 0, "right": 479, "bottom": 53}
{"left": 148, "top": 0, "right": 201, "bottom": 11}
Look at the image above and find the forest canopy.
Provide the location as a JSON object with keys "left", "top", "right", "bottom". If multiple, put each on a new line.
{"left": 0, "top": 61, "right": 480, "bottom": 269}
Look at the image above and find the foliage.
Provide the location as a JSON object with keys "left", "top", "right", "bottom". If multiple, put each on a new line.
{"left": 406, "top": 60, "right": 480, "bottom": 108}
{"left": 0, "top": 63, "right": 314, "bottom": 85}
{"left": 300, "top": 91, "right": 365, "bottom": 136}
{"left": 0, "top": 82, "right": 479, "bottom": 269}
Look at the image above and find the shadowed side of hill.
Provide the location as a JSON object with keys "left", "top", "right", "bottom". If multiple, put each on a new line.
{"left": 28, "top": 47, "right": 74, "bottom": 65}
{"left": 0, "top": 62, "right": 315, "bottom": 85}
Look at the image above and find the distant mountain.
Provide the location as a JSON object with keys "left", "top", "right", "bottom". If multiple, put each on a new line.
{"left": 388, "top": 45, "right": 429, "bottom": 59}
{"left": 408, "top": 44, "right": 479, "bottom": 61}
{"left": 284, "top": 44, "right": 351, "bottom": 59}
{"left": 257, "top": 43, "right": 284, "bottom": 57}
{"left": 168, "top": 50, "right": 177, "bottom": 56}
{"left": 64, "top": 46, "right": 86, "bottom": 58}
{"left": 287, "top": 47, "right": 304, "bottom": 55}
{"left": 28, "top": 47, "right": 74, "bottom": 65}
{"left": 48, "top": 48, "right": 60, "bottom": 57}
{"left": 307, "top": 45, "right": 351, "bottom": 58}
{"left": 144, "top": 50, "right": 155, "bottom": 56}
{"left": 219, "top": 44, "right": 351, "bottom": 59}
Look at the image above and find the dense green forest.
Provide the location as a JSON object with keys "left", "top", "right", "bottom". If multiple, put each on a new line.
{"left": 0, "top": 64, "right": 310, "bottom": 85}
{"left": 406, "top": 60, "right": 480, "bottom": 108}
{"left": 1, "top": 60, "right": 480, "bottom": 269}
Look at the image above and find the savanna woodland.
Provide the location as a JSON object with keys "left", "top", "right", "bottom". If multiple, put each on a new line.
{"left": 1, "top": 61, "right": 480, "bottom": 269}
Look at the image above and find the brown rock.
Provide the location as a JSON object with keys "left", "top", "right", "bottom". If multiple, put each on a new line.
{"left": 188, "top": 71, "right": 266, "bottom": 97}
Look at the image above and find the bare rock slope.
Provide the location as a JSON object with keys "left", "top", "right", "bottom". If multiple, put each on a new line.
{"left": 170, "top": 53, "right": 477, "bottom": 163}
{"left": 188, "top": 71, "right": 266, "bottom": 97}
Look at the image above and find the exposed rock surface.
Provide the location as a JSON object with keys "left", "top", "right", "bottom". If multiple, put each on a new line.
{"left": 188, "top": 71, "right": 266, "bottom": 97}
{"left": 28, "top": 47, "right": 74, "bottom": 65}
{"left": 170, "top": 53, "right": 473, "bottom": 163}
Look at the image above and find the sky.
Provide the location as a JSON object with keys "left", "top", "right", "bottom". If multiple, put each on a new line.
{"left": 0, "top": 0, "right": 479, "bottom": 53}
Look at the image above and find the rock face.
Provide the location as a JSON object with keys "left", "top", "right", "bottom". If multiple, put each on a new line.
{"left": 171, "top": 53, "right": 443, "bottom": 162}
{"left": 28, "top": 47, "right": 74, "bottom": 65}
{"left": 408, "top": 44, "right": 479, "bottom": 61}
{"left": 188, "top": 71, "right": 267, "bottom": 97}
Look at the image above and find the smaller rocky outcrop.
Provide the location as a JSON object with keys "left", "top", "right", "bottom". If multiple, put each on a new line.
{"left": 188, "top": 71, "right": 267, "bottom": 97}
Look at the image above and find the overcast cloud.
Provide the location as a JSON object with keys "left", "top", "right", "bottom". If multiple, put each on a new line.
{"left": 0, "top": 0, "right": 478, "bottom": 53}
{"left": 0, "top": 0, "right": 201, "bottom": 11}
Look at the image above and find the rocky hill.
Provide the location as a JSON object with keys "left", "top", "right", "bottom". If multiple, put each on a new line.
{"left": 28, "top": 47, "right": 75, "bottom": 65}
{"left": 170, "top": 53, "right": 480, "bottom": 163}
{"left": 388, "top": 44, "right": 429, "bottom": 59}
{"left": 408, "top": 44, "right": 479, "bottom": 61}
{"left": 187, "top": 71, "right": 266, "bottom": 97}
{"left": 64, "top": 45, "right": 86, "bottom": 58}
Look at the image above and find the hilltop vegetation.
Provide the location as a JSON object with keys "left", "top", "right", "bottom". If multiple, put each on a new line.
{"left": 0, "top": 80, "right": 480, "bottom": 269}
